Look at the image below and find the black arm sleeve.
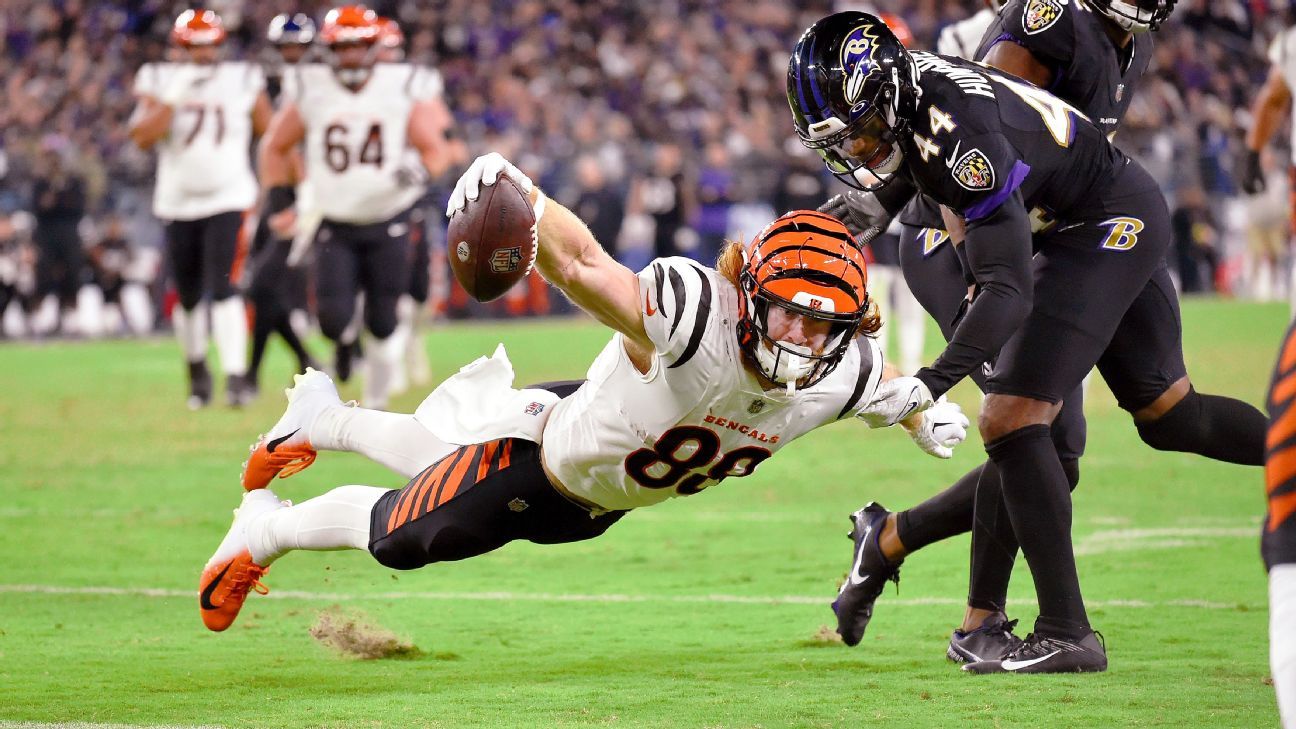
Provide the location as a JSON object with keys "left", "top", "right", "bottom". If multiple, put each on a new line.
{"left": 914, "top": 191, "right": 1034, "bottom": 398}
{"left": 874, "top": 175, "right": 918, "bottom": 218}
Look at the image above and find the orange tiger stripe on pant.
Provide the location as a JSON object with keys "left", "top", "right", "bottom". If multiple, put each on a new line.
{"left": 386, "top": 439, "right": 515, "bottom": 533}
{"left": 1267, "top": 322, "right": 1296, "bottom": 534}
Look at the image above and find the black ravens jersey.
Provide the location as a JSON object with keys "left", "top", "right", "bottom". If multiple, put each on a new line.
{"left": 976, "top": 0, "right": 1152, "bottom": 135}
{"left": 898, "top": 0, "right": 1151, "bottom": 231}
{"left": 900, "top": 52, "right": 1124, "bottom": 230}
{"left": 891, "top": 52, "right": 1174, "bottom": 401}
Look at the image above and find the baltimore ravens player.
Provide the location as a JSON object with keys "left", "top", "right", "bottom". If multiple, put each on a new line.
{"left": 245, "top": 13, "right": 320, "bottom": 397}
{"left": 260, "top": 5, "right": 454, "bottom": 409}
{"left": 828, "top": 0, "right": 1187, "bottom": 665}
{"left": 790, "top": 11, "right": 1265, "bottom": 673}
{"left": 130, "top": 9, "right": 271, "bottom": 408}
{"left": 195, "top": 153, "right": 971, "bottom": 633}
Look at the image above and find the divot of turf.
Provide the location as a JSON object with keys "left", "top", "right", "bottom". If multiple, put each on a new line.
{"left": 309, "top": 605, "right": 423, "bottom": 660}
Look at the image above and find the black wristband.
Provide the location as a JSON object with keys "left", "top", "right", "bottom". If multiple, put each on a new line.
{"left": 267, "top": 185, "right": 296, "bottom": 215}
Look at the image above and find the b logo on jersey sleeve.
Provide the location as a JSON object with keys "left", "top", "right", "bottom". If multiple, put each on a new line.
{"left": 951, "top": 148, "right": 996, "bottom": 191}
{"left": 1024, "top": 0, "right": 1065, "bottom": 34}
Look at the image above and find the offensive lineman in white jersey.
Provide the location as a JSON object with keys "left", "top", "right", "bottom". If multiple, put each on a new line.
{"left": 1242, "top": 21, "right": 1296, "bottom": 321}
{"left": 259, "top": 5, "right": 455, "bottom": 409}
{"left": 129, "top": 9, "right": 272, "bottom": 409}
{"left": 197, "top": 153, "right": 970, "bottom": 633}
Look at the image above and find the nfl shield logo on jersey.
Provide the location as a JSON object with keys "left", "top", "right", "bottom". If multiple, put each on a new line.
{"left": 490, "top": 247, "right": 523, "bottom": 273}
{"left": 1023, "top": 0, "right": 1065, "bottom": 34}
{"left": 525, "top": 401, "right": 546, "bottom": 416}
{"left": 952, "top": 148, "right": 996, "bottom": 191}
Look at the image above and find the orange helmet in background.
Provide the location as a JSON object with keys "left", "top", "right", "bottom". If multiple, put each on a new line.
{"left": 319, "top": 5, "right": 381, "bottom": 47}
{"left": 171, "top": 9, "right": 226, "bottom": 47}
{"left": 877, "top": 12, "right": 915, "bottom": 49}
{"left": 376, "top": 17, "right": 405, "bottom": 60}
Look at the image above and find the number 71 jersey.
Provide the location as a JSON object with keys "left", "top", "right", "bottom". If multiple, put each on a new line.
{"left": 284, "top": 63, "right": 443, "bottom": 224}
{"left": 132, "top": 61, "right": 263, "bottom": 221}
{"left": 541, "top": 257, "right": 885, "bottom": 513}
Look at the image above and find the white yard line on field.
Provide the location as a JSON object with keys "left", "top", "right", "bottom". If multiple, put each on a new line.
{"left": 0, "top": 583, "right": 1258, "bottom": 611}
{"left": 0, "top": 723, "right": 223, "bottom": 729}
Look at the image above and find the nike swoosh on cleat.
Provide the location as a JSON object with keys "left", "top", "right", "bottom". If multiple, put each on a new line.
{"left": 1001, "top": 650, "right": 1061, "bottom": 671}
{"left": 266, "top": 428, "right": 300, "bottom": 454}
{"left": 845, "top": 522, "right": 873, "bottom": 586}
{"left": 200, "top": 562, "right": 232, "bottom": 610}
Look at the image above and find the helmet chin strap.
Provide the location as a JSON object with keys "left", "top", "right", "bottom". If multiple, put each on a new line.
{"left": 756, "top": 340, "right": 814, "bottom": 395}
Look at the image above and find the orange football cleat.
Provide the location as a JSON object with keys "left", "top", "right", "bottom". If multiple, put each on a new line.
{"left": 240, "top": 368, "right": 342, "bottom": 490}
{"left": 199, "top": 550, "right": 269, "bottom": 632}
{"left": 199, "top": 490, "right": 286, "bottom": 631}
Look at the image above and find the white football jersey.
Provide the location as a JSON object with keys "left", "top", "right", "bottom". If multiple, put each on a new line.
{"left": 541, "top": 257, "right": 886, "bottom": 512}
{"left": 133, "top": 61, "right": 263, "bottom": 221}
{"left": 1271, "top": 27, "right": 1296, "bottom": 164}
{"left": 937, "top": 8, "right": 998, "bottom": 60}
{"left": 283, "top": 63, "right": 442, "bottom": 224}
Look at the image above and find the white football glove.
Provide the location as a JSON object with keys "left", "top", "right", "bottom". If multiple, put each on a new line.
{"left": 446, "top": 152, "right": 543, "bottom": 221}
{"left": 857, "top": 375, "right": 935, "bottom": 429}
{"left": 901, "top": 397, "right": 969, "bottom": 459}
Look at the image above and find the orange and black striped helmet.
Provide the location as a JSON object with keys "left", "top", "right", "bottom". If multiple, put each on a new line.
{"left": 320, "top": 5, "right": 381, "bottom": 46}
{"left": 737, "top": 210, "right": 869, "bottom": 389}
{"left": 171, "top": 9, "right": 226, "bottom": 47}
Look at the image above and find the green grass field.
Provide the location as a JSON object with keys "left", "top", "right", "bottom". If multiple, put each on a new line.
{"left": 0, "top": 298, "right": 1287, "bottom": 728}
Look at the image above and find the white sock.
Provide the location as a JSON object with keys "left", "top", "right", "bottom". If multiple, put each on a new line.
{"left": 246, "top": 485, "right": 388, "bottom": 566}
{"left": 210, "top": 296, "right": 248, "bottom": 376}
{"left": 363, "top": 333, "right": 406, "bottom": 410}
{"left": 388, "top": 297, "right": 416, "bottom": 395}
{"left": 891, "top": 274, "right": 925, "bottom": 375}
{"left": 121, "top": 284, "right": 155, "bottom": 335}
{"left": 76, "top": 285, "right": 105, "bottom": 338}
{"left": 311, "top": 405, "right": 455, "bottom": 479}
{"left": 173, "top": 302, "right": 209, "bottom": 361}
{"left": 870, "top": 266, "right": 895, "bottom": 367}
{"left": 1273, "top": 564, "right": 1296, "bottom": 728}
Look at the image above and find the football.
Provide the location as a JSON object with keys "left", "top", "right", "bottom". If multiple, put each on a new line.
{"left": 445, "top": 174, "right": 538, "bottom": 302}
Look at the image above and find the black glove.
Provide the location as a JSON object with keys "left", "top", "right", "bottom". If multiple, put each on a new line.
{"left": 817, "top": 190, "right": 893, "bottom": 249}
{"left": 1240, "top": 149, "right": 1265, "bottom": 195}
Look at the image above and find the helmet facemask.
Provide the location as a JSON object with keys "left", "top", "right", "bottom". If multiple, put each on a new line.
{"left": 788, "top": 13, "right": 921, "bottom": 192}
{"left": 735, "top": 211, "right": 871, "bottom": 394}
{"left": 1092, "top": 0, "right": 1176, "bottom": 33}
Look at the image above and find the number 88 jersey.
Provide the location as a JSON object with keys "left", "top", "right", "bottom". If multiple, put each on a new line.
{"left": 284, "top": 62, "right": 442, "bottom": 224}
{"left": 540, "top": 257, "right": 884, "bottom": 513}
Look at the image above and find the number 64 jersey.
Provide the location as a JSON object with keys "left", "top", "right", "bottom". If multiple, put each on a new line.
{"left": 132, "top": 61, "right": 263, "bottom": 221}
{"left": 541, "top": 257, "right": 886, "bottom": 513}
{"left": 283, "top": 63, "right": 442, "bottom": 225}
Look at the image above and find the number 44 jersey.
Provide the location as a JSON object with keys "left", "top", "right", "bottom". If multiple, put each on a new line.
{"left": 132, "top": 61, "right": 264, "bottom": 221}
{"left": 283, "top": 63, "right": 443, "bottom": 224}
{"left": 541, "top": 257, "right": 886, "bottom": 513}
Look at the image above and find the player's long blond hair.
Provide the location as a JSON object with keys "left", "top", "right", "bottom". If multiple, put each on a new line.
{"left": 715, "top": 239, "right": 883, "bottom": 338}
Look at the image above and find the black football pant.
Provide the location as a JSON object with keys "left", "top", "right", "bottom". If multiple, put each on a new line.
{"left": 246, "top": 217, "right": 313, "bottom": 381}
{"left": 896, "top": 219, "right": 1086, "bottom": 615}
{"left": 164, "top": 210, "right": 247, "bottom": 309}
{"left": 315, "top": 210, "right": 413, "bottom": 343}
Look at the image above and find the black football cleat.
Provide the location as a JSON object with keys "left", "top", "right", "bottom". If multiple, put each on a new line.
{"left": 334, "top": 340, "right": 363, "bottom": 383}
{"left": 226, "top": 373, "right": 257, "bottom": 408}
{"left": 962, "top": 630, "right": 1107, "bottom": 674}
{"left": 187, "top": 360, "right": 213, "bottom": 411}
{"left": 832, "top": 502, "right": 902, "bottom": 646}
{"left": 947, "top": 614, "right": 1025, "bottom": 664}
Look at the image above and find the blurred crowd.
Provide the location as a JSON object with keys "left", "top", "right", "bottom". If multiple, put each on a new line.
{"left": 1, "top": 0, "right": 1294, "bottom": 339}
